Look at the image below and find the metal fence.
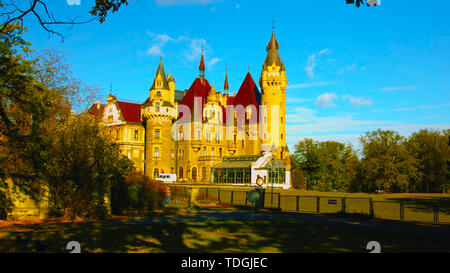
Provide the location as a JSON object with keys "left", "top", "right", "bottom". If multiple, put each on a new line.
{"left": 168, "top": 185, "right": 450, "bottom": 225}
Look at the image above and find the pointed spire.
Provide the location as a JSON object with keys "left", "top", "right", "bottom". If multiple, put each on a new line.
{"left": 150, "top": 56, "right": 169, "bottom": 90}
{"left": 224, "top": 66, "right": 229, "bottom": 92}
{"left": 199, "top": 45, "right": 206, "bottom": 79}
{"left": 264, "top": 21, "right": 282, "bottom": 67}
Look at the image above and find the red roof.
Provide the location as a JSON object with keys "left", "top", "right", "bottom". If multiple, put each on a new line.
{"left": 178, "top": 78, "right": 211, "bottom": 121}
{"left": 117, "top": 101, "right": 142, "bottom": 123}
{"left": 232, "top": 72, "right": 261, "bottom": 122}
{"left": 87, "top": 103, "right": 105, "bottom": 122}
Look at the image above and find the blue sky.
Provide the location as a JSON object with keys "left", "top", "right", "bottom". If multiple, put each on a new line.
{"left": 22, "top": 0, "right": 450, "bottom": 150}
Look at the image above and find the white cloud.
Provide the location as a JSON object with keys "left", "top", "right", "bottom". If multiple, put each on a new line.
{"left": 318, "top": 48, "right": 332, "bottom": 55}
{"left": 183, "top": 38, "right": 206, "bottom": 61}
{"left": 305, "top": 53, "right": 316, "bottom": 78}
{"left": 316, "top": 92, "right": 337, "bottom": 107}
{"left": 155, "top": 34, "right": 172, "bottom": 43}
{"left": 380, "top": 86, "right": 417, "bottom": 91}
{"left": 343, "top": 95, "right": 373, "bottom": 106}
{"left": 304, "top": 48, "right": 332, "bottom": 78}
{"left": 155, "top": 0, "right": 223, "bottom": 6}
{"left": 208, "top": 57, "right": 221, "bottom": 67}
{"left": 345, "top": 63, "right": 357, "bottom": 72}
{"left": 146, "top": 45, "right": 162, "bottom": 56}
{"left": 287, "top": 81, "right": 335, "bottom": 90}
{"left": 145, "top": 32, "right": 219, "bottom": 65}
{"left": 67, "top": 0, "right": 81, "bottom": 5}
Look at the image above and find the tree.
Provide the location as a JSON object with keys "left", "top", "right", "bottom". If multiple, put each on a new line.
{"left": 293, "top": 138, "right": 359, "bottom": 192}
{"left": 45, "top": 114, "right": 133, "bottom": 218}
{"left": 406, "top": 129, "right": 450, "bottom": 193}
{"left": 358, "top": 129, "right": 418, "bottom": 193}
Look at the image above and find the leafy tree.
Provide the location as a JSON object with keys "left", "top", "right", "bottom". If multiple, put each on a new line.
{"left": 293, "top": 138, "right": 359, "bottom": 192}
{"left": 0, "top": 24, "right": 132, "bottom": 219}
{"left": 44, "top": 114, "right": 133, "bottom": 218}
{"left": 406, "top": 129, "right": 450, "bottom": 193}
{"left": 358, "top": 129, "right": 418, "bottom": 193}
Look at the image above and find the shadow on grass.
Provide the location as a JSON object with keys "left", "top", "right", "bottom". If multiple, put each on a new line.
{"left": 1, "top": 210, "right": 450, "bottom": 253}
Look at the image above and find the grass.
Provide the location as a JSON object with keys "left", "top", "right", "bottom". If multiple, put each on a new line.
{"left": 1, "top": 207, "right": 449, "bottom": 253}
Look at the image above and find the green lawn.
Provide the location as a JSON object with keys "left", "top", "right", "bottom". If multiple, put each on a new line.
{"left": 1, "top": 208, "right": 449, "bottom": 253}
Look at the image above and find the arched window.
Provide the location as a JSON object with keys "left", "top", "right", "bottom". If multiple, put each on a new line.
{"left": 153, "top": 168, "right": 159, "bottom": 179}
{"left": 211, "top": 147, "right": 215, "bottom": 156}
{"left": 219, "top": 148, "right": 223, "bottom": 157}
{"left": 154, "top": 147, "right": 160, "bottom": 157}
{"left": 202, "top": 167, "right": 207, "bottom": 181}
{"left": 192, "top": 167, "right": 197, "bottom": 181}
{"left": 179, "top": 167, "right": 183, "bottom": 180}
{"left": 203, "top": 146, "right": 207, "bottom": 156}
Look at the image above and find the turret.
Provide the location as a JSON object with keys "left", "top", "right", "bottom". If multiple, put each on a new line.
{"left": 259, "top": 25, "right": 287, "bottom": 153}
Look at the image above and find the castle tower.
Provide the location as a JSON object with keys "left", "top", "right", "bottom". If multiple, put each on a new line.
{"left": 259, "top": 25, "right": 289, "bottom": 165}
{"left": 142, "top": 57, "right": 177, "bottom": 178}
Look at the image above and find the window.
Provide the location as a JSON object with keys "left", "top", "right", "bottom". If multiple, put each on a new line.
{"left": 219, "top": 148, "right": 222, "bottom": 157}
{"left": 281, "top": 116, "right": 284, "bottom": 124}
{"left": 192, "top": 167, "right": 197, "bottom": 181}
{"left": 134, "top": 130, "right": 139, "bottom": 140}
{"left": 154, "top": 168, "right": 159, "bottom": 179}
{"left": 211, "top": 147, "right": 215, "bottom": 156}
{"left": 154, "top": 129, "right": 160, "bottom": 139}
{"left": 171, "top": 150, "right": 174, "bottom": 159}
{"left": 179, "top": 167, "right": 183, "bottom": 179}
{"left": 154, "top": 147, "right": 160, "bottom": 157}
{"left": 155, "top": 102, "right": 160, "bottom": 112}
{"left": 281, "top": 134, "right": 283, "bottom": 140}
{"left": 202, "top": 167, "right": 206, "bottom": 181}
{"left": 156, "top": 91, "right": 161, "bottom": 97}
{"left": 203, "top": 146, "right": 207, "bottom": 156}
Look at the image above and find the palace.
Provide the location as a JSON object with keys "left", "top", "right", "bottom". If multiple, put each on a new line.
{"left": 89, "top": 28, "right": 291, "bottom": 188}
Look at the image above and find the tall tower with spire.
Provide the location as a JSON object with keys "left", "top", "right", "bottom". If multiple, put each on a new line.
{"left": 142, "top": 57, "right": 177, "bottom": 178}
{"left": 259, "top": 23, "right": 289, "bottom": 168}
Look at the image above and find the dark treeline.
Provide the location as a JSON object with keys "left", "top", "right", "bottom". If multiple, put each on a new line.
{"left": 291, "top": 129, "right": 450, "bottom": 193}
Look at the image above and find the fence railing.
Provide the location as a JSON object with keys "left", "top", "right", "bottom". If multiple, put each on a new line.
{"left": 168, "top": 185, "right": 450, "bottom": 225}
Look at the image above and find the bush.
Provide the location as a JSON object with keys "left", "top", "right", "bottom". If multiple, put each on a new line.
{"left": 111, "top": 170, "right": 167, "bottom": 215}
